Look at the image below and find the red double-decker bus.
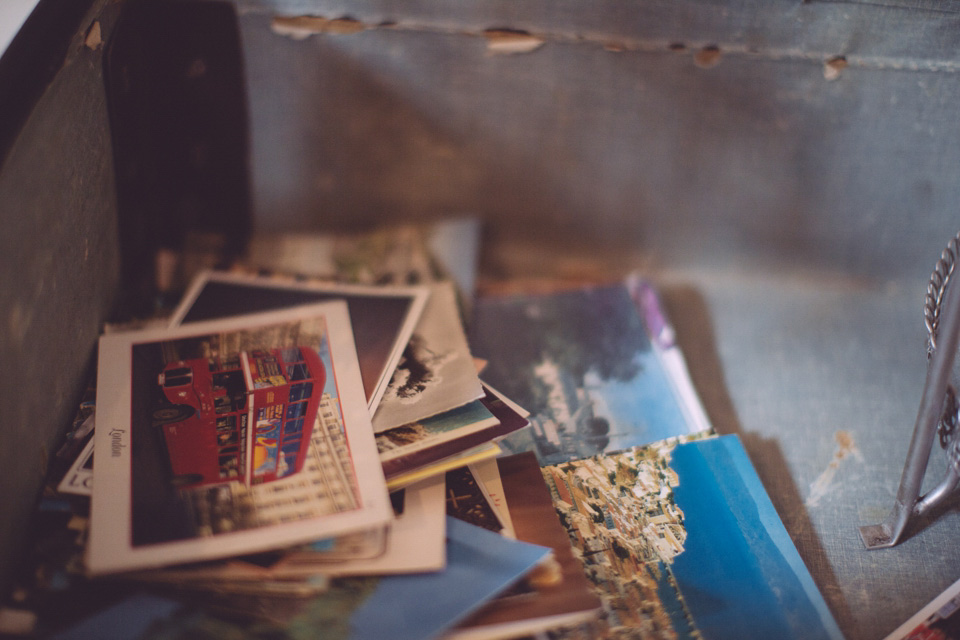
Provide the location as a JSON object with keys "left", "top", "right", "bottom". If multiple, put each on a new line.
{"left": 153, "top": 346, "right": 326, "bottom": 489}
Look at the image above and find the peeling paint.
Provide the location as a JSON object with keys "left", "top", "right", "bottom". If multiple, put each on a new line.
{"left": 84, "top": 21, "right": 102, "bottom": 50}
{"left": 483, "top": 29, "right": 545, "bottom": 55}
{"left": 261, "top": 12, "right": 960, "bottom": 74}
{"left": 823, "top": 55, "right": 848, "bottom": 80}
{"left": 694, "top": 45, "right": 722, "bottom": 68}
{"left": 806, "top": 430, "right": 863, "bottom": 508}
{"left": 271, "top": 15, "right": 368, "bottom": 39}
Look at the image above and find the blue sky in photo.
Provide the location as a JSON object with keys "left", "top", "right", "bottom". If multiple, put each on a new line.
{"left": 584, "top": 348, "right": 694, "bottom": 451}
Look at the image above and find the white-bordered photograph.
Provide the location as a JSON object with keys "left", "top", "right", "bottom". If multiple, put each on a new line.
{"left": 169, "top": 270, "right": 430, "bottom": 414}
{"left": 372, "top": 281, "right": 485, "bottom": 432}
{"left": 87, "top": 301, "right": 392, "bottom": 575}
{"left": 57, "top": 435, "right": 94, "bottom": 497}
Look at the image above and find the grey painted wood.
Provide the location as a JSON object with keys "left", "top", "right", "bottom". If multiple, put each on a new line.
{"left": 236, "top": 8, "right": 960, "bottom": 284}
{"left": 0, "top": 0, "right": 119, "bottom": 599}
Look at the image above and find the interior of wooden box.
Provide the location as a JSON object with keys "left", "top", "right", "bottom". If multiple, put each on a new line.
{"left": 5, "top": 1, "right": 960, "bottom": 638}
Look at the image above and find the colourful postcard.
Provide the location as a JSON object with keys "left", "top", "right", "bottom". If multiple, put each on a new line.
{"left": 170, "top": 270, "right": 430, "bottom": 413}
{"left": 379, "top": 383, "right": 529, "bottom": 481}
{"left": 883, "top": 576, "right": 960, "bottom": 640}
{"left": 469, "top": 280, "right": 708, "bottom": 465}
{"left": 449, "top": 451, "right": 602, "bottom": 639}
{"left": 88, "top": 302, "right": 392, "bottom": 574}
{"left": 541, "top": 434, "right": 843, "bottom": 640}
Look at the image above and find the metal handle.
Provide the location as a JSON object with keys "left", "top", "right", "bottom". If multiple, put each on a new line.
{"left": 860, "top": 233, "right": 960, "bottom": 549}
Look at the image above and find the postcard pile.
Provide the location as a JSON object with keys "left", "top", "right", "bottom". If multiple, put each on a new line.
{"left": 13, "top": 219, "right": 842, "bottom": 639}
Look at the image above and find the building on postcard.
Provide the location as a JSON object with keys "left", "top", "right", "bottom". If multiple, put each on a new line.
{"left": 541, "top": 445, "right": 697, "bottom": 638}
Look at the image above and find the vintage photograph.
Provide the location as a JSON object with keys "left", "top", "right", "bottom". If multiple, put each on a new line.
{"left": 469, "top": 282, "right": 707, "bottom": 465}
{"left": 378, "top": 384, "right": 530, "bottom": 481}
{"left": 88, "top": 302, "right": 392, "bottom": 574}
{"left": 170, "top": 270, "right": 430, "bottom": 413}
{"left": 371, "top": 281, "right": 485, "bottom": 432}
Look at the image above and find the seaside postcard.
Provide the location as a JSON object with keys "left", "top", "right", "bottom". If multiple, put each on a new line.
{"left": 540, "top": 434, "right": 843, "bottom": 640}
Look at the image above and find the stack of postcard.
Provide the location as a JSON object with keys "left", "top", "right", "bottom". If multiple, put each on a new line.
{"left": 33, "top": 219, "right": 844, "bottom": 640}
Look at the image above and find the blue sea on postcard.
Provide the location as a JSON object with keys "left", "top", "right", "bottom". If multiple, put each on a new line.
{"left": 470, "top": 283, "right": 698, "bottom": 464}
{"left": 669, "top": 436, "right": 843, "bottom": 640}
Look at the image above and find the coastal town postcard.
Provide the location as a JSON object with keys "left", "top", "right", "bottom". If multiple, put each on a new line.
{"left": 540, "top": 434, "right": 844, "bottom": 640}
{"left": 469, "top": 279, "right": 842, "bottom": 638}
{"left": 88, "top": 301, "right": 392, "bottom": 575}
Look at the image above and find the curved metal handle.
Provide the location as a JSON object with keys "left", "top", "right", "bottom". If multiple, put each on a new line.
{"left": 860, "top": 248, "right": 960, "bottom": 548}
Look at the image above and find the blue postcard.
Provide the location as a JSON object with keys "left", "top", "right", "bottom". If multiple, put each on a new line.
{"left": 125, "top": 517, "right": 550, "bottom": 640}
{"left": 347, "top": 517, "right": 550, "bottom": 640}
{"left": 541, "top": 434, "right": 843, "bottom": 640}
